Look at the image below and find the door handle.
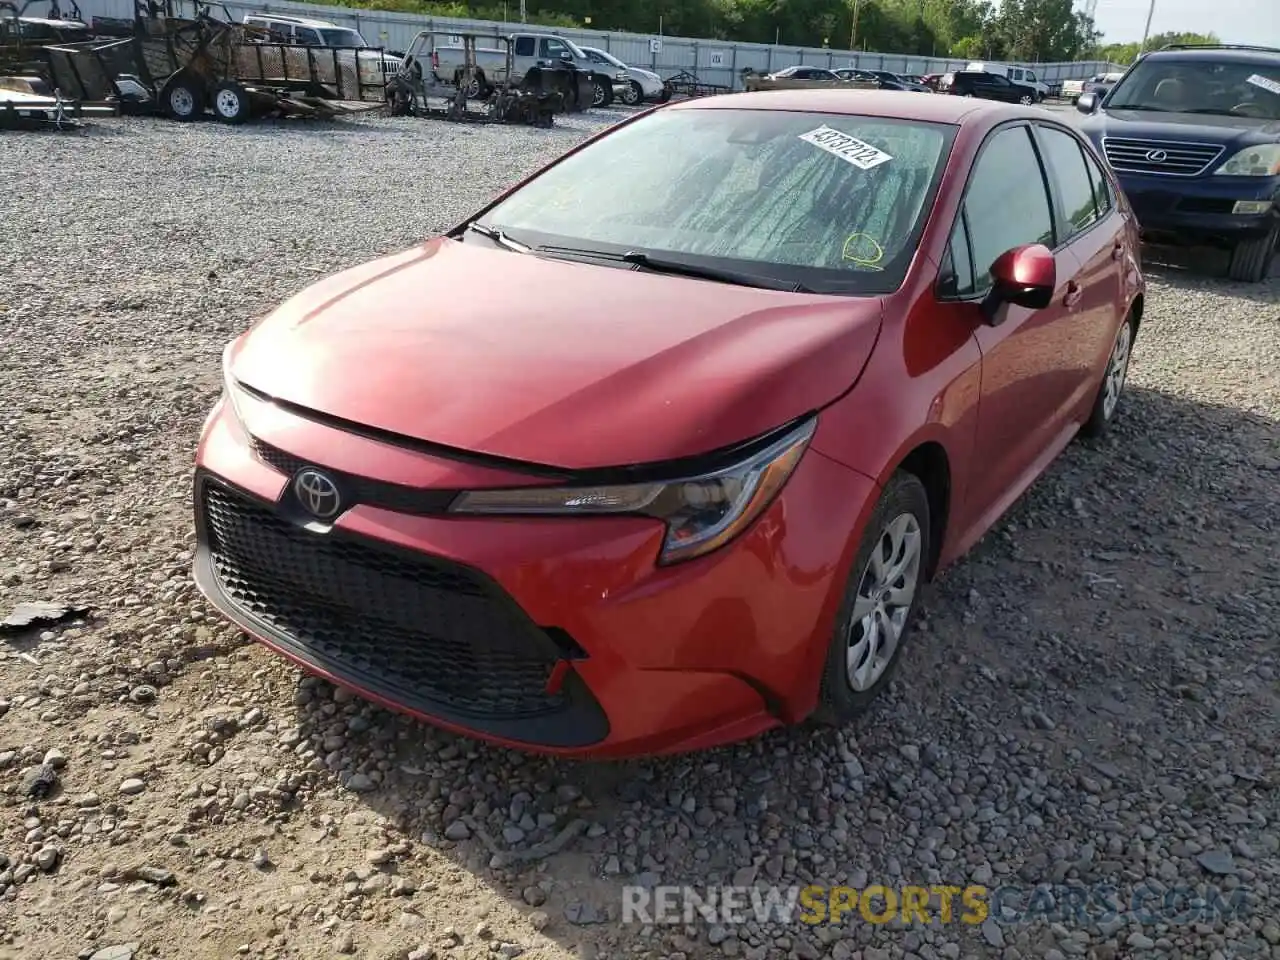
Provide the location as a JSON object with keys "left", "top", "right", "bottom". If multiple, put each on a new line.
{"left": 1111, "top": 241, "right": 1124, "bottom": 261}
{"left": 1064, "top": 282, "right": 1083, "bottom": 308}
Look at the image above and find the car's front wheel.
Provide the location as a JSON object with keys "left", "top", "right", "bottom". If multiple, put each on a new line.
{"left": 813, "top": 471, "right": 930, "bottom": 725}
{"left": 1081, "top": 313, "right": 1136, "bottom": 437}
{"left": 621, "top": 81, "right": 643, "bottom": 105}
{"left": 1019, "top": 93, "right": 1035, "bottom": 105}
{"left": 1227, "top": 223, "right": 1278, "bottom": 283}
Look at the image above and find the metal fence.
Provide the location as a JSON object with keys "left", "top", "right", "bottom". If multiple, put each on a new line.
{"left": 69, "top": 0, "right": 1125, "bottom": 90}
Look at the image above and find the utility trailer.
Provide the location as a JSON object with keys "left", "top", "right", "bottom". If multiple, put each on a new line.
{"left": 42, "top": 0, "right": 389, "bottom": 122}
{"left": 385, "top": 31, "right": 587, "bottom": 127}
{"left": 661, "top": 68, "right": 731, "bottom": 99}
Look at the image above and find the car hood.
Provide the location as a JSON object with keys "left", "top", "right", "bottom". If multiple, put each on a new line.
{"left": 1083, "top": 108, "right": 1280, "bottom": 145}
{"left": 629, "top": 67, "right": 661, "bottom": 81}
{"left": 230, "top": 238, "right": 884, "bottom": 471}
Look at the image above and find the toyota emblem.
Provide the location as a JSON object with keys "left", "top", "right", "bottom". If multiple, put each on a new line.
{"left": 293, "top": 468, "right": 343, "bottom": 520}
{"left": 1145, "top": 149, "right": 1168, "bottom": 163}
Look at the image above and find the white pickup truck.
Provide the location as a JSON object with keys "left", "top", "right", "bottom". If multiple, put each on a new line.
{"left": 1061, "top": 71, "right": 1125, "bottom": 104}
{"left": 431, "top": 31, "right": 630, "bottom": 107}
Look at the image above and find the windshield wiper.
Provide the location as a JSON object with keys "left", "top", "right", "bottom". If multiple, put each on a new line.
{"left": 619, "top": 251, "right": 811, "bottom": 292}
{"left": 530, "top": 243, "right": 812, "bottom": 292}
{"left": 466, "top": 222, "right": 531, "bottom": 253}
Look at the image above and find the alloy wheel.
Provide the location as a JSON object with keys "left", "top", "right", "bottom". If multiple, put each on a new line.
{"left": 1101, "top": 320, "right": 1132, "bottom": 420}
{"left": 845, "top": 513, "right": 922, "bottom": 692}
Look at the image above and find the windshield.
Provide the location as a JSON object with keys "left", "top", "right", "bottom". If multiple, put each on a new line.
{"left": 479, "top": 108, "right": 955, "bottom": 295}
{"left": 1105, "top": 57, "right": 1280, "bottom": 118}
{"left": 318, "top": 27, "right": 366, "bottom": 47}
{"left": 585, "top": 47, "right": 624, "bottom": 67}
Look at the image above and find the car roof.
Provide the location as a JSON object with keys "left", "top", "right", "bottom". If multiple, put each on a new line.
{"left": 247, "top": 14, "right": 341, "bottom": 28}
{"left": 670, "top": 88, "right": 1052, "bottom": 127}
{"left": 1142, "top": 45, "right": 1280, "bottom": 65}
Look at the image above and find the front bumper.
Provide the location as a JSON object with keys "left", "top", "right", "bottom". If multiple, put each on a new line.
{"left": 192, "top": 396, "right": 877, "bottom": 758}
{"left": 1111, "top": 170, "right": 1280, "bottom": 246}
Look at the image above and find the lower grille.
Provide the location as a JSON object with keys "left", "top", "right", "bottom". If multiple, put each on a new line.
{"left": 1101, "top": 137, "right": 1224, "bottom": 178}
{"left": 200, "top": 479, "right": 571, "bottom": 720}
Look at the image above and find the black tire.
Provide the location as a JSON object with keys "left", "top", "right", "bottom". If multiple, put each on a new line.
{"left": 1080, "top": 312, "right": 1137, "bottom": 438}
{"left": 161, "top": 74, "right": 204, "bottom": 121}
{"left": 386, "top": 78, "right": 414, "bottom": 117}
{"left": 622, "top": 80, "right": 643, "bottom": 105}
{"left": 211, "top": 80, "right": 250, "bottom": 124}
{"left": 1226, "top": 223, "right": 1278, "bottom": 283}
{"left": 812, "top": 471, "right": 931, "bottom": 726}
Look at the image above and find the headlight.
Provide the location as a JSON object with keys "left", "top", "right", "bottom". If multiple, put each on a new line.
{"left": 221, "top": 338, "right": 249, "bottom": 425}
{"left": 450, "top": 417, "right": 816, "bottom": 565}
{"left": 1213, "top": 144, "right": 1280, "bottom": 177}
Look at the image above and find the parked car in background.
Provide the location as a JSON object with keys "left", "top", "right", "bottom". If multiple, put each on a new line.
{"left": 1063, "top": 71, "right": 1125, "bottom": 104}
{"left": 578, "top": 44, "right": 665, "bottom": 105}
{"left": 941, "top": 70, "right": 1041, "bottom": 104}
{"left": 865, "top": 69, "right": 932, "bottom": 92}
{"left": 919, "top": 73, "right": 945, "bottom": 91}
{"left": 767, "top": 65, "right": 842, "bottom": 81}
{"left": 1076, "top": 43, "right": 1280, "bottom": 282}
{"left": 196, "top": 91, "right": 1144, "bottom": 758}
{"left": 965, "top": 61, "right": 1049, "bottom": 100}
{"left": 832, "top": 69, "right": 918, "bottom": 91}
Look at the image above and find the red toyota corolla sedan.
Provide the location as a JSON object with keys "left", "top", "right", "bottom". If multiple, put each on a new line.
{"left": 194, "top": 91, "right": 1144, "bottom": 759}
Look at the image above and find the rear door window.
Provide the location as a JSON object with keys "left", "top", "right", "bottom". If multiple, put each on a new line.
{"left": 513, "top": 36, "right": 535, "bottom": 57}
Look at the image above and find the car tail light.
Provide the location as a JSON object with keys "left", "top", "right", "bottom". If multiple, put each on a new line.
{"left": 431, "top": 50, "right": 439, "bottom": 69}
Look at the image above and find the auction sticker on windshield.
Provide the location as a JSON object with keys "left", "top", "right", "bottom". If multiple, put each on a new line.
{"left": 1246, "top": 74, "right": 1280, "bottom": 96}
{"left": 798, "top": 126, "right": 894, "bottom": 170}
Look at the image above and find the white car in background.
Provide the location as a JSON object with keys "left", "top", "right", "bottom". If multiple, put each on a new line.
{"left": 578, "top": 45, "right": 666, "bottom": 105}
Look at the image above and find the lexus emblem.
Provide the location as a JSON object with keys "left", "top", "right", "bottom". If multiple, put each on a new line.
{"left": 293, "top": 468, "right": 342, "bottom": 520}
{"left": 1145, "top": 149, "right": 1168, "bottom": 163}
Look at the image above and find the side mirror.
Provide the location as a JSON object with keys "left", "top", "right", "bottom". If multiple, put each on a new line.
{"left": 1076, "top": 92, "right": 1098, "bottom": 114}
{"left": 981, "top": 244, "right": 1055, "bottom": 324}
{"left": 559, "top": 51, "right": 573, "bottom": 60}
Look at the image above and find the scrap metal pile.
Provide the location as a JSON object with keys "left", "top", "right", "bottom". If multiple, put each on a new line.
{"left": 385, "top": 31, "right": 589, "bottom": 128}
{"left": 0, "top": 0, "right": 113, "bottom": 127}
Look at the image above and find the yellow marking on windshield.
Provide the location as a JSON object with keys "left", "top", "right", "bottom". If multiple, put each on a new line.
{"left": 842, "top": 233, "right": 885, "bottom": 269}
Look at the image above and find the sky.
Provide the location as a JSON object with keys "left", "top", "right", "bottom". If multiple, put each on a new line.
{"left": 1089, "top": 0, "right": 1280, "bottom": 47}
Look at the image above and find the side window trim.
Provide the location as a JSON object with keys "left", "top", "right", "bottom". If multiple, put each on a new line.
{"left": 937, "top": 208, "right": 980, "bottom": 303}
{"left": 1080, "top": 139, "right": 1115, "bottom": 215}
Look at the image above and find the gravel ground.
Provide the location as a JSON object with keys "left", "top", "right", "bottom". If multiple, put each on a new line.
{"left": 1, "top": 107, "right": 1278, "bottom": 960}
